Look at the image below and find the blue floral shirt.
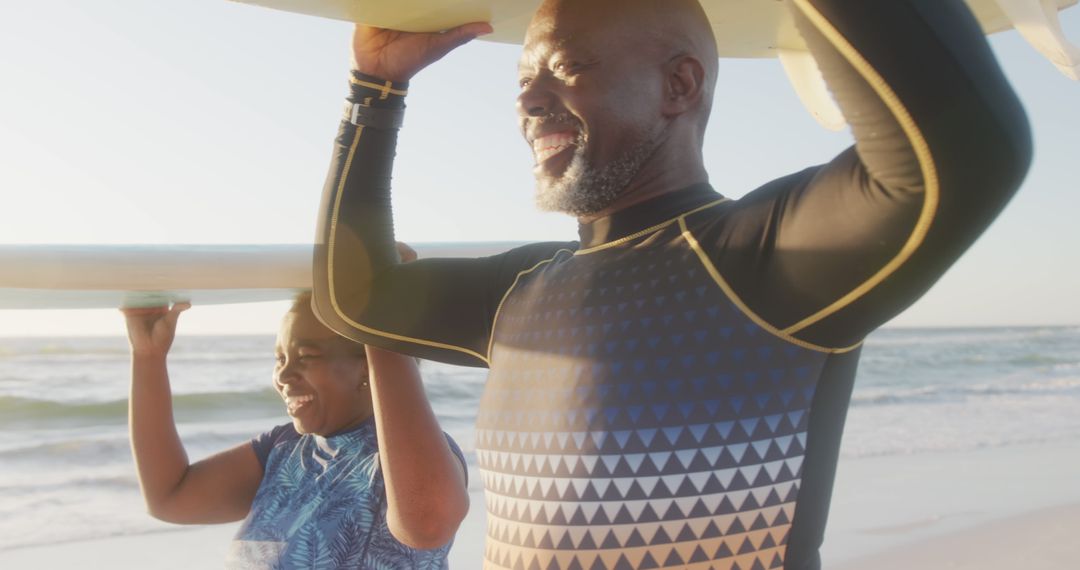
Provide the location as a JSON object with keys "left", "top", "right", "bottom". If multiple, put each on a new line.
{"left": 226, "top": 418, "right": 465, "bottom": 569}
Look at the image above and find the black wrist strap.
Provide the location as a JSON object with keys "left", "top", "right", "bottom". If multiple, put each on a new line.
{"left": 344, "top": 101, "right": 406, "bottom": 130}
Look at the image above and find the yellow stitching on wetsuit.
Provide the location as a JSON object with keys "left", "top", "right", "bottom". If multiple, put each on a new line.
{"left": 348, "top": 76, "right": 408, "bottom": 98}
{"left": 486, "top": 248, "right": 576, "bottom": 362}
{"left": 326, "top": 126, "right": 490, "bottom": 365}
{"left": 574, "top": 197, "right": 731, "bottom": 255}
{"left": 781, "top": 0, "right": 940, "bottom": 336}
{"left": 679, "top": 217, "right": 862, "bottom": 354}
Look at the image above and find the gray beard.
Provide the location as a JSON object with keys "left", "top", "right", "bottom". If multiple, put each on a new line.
{"left": 535, "top": 137, "right": 656, "bottom": 217}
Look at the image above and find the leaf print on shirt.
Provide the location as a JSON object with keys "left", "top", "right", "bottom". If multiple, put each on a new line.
{"left": 230, "top": 422, "right": 455, "bottom": 569}
{"left": 289, "top": 521, "right": 334, "bottom": 569}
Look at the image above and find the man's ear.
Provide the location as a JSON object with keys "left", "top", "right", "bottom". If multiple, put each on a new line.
{"left": 662, "top": 54, "right": 706, "bottom": 117}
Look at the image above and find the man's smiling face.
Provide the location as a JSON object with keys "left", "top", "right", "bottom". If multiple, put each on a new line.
{"left": 516, "top": 0, "right": 666, "bottom": 217}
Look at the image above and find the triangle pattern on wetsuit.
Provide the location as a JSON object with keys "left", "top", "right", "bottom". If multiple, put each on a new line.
{"left": 478, "top": 227, "right": 828, "bottom": 570}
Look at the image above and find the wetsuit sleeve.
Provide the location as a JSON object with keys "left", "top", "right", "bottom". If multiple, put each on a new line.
{"left": 694, "top": 0, "right": 1032, "bottom": 349}
{"left": 312, "top": 72, "right": 573, "bottom": 367}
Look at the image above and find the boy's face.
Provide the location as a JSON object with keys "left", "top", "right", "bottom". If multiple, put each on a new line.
{"left": 273, "top": 307, "right": 371, "bottom": 436}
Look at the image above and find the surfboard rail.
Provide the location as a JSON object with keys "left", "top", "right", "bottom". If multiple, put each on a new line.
{"left": 0, "top": 243, "right": 524, "bottom": 310}
{"left": 229, "top": 0, "right": 1078, "bottom": 129}
{"left": 0, "top": 245, "right": 311, "bottom": 309}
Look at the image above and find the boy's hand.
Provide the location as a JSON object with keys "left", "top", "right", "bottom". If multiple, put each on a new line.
{"left": 122, "top": 302, "right": 190, "bottom": 358}
{"left": 396, "top": 241, "right": 418, "bottom": 263}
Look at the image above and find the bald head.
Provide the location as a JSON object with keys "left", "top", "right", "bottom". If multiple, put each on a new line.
{"left": 528, "top": 0, "right": 718, "bottom": 123}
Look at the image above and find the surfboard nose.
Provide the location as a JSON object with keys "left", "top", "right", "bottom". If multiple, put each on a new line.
{"left": 995, "top": 0, "right": 1080, "bottom": 80}
{"left": 778, "top": 48, "right": 846, "bottom": 132}
{"left": 777, "top": 0, "right": 1078, "bottom": 130}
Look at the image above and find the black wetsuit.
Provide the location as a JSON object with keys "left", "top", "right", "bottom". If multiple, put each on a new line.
{"left": 312, "top": 1, "right": 1031, "bottom": 568}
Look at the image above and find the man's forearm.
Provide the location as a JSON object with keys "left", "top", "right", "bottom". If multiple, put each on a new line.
{"left": 310, "top": 72, "right": 575, "bottom": 366}
{"left": 315, "top": 71, "right": 409, "bottom": 300}
{"left": 311, "top": 72, "right": 410, "bottom": 346}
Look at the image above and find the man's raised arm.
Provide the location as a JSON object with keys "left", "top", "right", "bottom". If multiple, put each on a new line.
{"left": 697, "top": 0, "right": 1032, "bottom": 349}
{"left": 312, "top": 24, "right": 573, "bottom": 367}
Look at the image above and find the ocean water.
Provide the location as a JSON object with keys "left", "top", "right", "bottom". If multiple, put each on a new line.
{"left": 1, "top": 326, "right": 1078, "bottom": 551}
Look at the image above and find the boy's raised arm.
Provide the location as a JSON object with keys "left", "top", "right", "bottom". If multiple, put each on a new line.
{"left": 124, "top": 303, "right": 263, "bottom": 524}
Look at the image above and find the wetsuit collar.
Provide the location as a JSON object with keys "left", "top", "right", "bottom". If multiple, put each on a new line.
{"left": 578, "top": 184, "right": 722, "bottom": 249}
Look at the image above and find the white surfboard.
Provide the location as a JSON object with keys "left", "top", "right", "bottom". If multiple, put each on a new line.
{"left": 230, "top": 0, "right": 1079, "bottom": 129}
{"left": 0, "top": 245, "right": 311, "bottom": 309}
{"left": 0, "top": 243, "right": 521, "bottom": 310}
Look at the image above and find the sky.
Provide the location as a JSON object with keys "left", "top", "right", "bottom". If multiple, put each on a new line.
{"left": 0, "top": 0, "right": 1077, "bottom": 336}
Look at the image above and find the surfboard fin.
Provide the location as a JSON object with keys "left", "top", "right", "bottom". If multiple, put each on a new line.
{"left": 995, "top": 0, "right": 1080, "bottom": 80}
{"left": 778, "top": 48, "right": 847, "bottom": 131}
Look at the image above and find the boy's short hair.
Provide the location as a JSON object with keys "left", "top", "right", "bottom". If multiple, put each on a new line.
{"left": 290, "top": 291, "right": 422, "bottom": 365}
{"left": 289, "top": 291, "right": 367, "bottom": 358}
{"left": 289, "top": 290, "right": 314, "bottom": 314}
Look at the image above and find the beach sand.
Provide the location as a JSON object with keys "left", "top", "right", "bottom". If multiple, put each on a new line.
{"left": 0, "top": 525, "right": 238, "bottom": 569}
{"left": 3, "top": 503, "right": 1075, "bottom": 569}
{"left": 0, "top": 490, "right": 488, "bottom": 569}
{"left": 2, "top": 442, "right": 1077, "bottom": 569}
{"left": 832, "top": 502, "right": 1080, "bottom": 570}
{"left": 819, "top": 440, "right": 1080, "bottom": 567}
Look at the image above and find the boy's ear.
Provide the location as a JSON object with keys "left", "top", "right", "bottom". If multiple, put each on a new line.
{"left": 358, "top": 369, "right": 370, "bottom": 390}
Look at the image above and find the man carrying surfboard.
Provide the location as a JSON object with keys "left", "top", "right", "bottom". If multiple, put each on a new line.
{"left": 311, "top": 0, "right": 1032, "bottom": 568}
